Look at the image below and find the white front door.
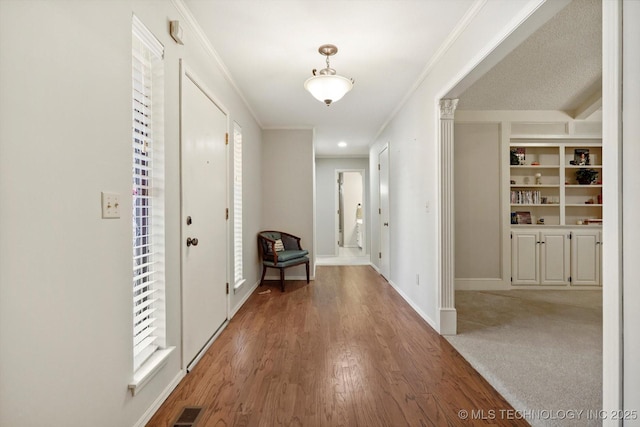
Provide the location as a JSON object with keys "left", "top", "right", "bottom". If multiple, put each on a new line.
{"left": 181, "top": 67, "right": 228, "bottom": 371}
{"left": 379, "top": 146, "right": 390, "bottom": 279}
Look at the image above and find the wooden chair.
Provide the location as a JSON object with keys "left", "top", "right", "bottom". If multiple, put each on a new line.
{"left": 257, "top": 231, "right": 309, "bottom": 292}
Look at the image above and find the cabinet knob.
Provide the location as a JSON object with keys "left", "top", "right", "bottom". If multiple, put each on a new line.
{"left": 187, "top": 237, "right": 199, "bottom": 247}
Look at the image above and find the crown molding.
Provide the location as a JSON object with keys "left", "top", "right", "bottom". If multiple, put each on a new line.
{"left": 170, "top": 0, "right": 263, "bottom": 128}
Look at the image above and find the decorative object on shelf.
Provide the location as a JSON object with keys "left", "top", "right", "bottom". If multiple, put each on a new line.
{"left": 510, "top": 148, "right": 526, "bottom": 165}
{"left": 535, "top": 173, "right": 542, "bottom": 185}
{"left": 537, "top": 218, "right": 545, "bottom": 224}
{"left": 597, "top": 194, "right": 602, "bottom": 204}
{"left": 575, "top": 168, "right": 598, "bottom": 185}
{"left": 531, "top": 161, "right": 540, "bottom": 166}
{"left": 515, "top": 211, "right": 532, "bottom": 224}
{"left": 577, "top": 220, "right": 583, "bottom": 225}
{"left": 574, "top": 149, "right": 590, "bottom": 166}
{"left": 304, "top": 44, "right": 354, "bottom": 106}
{"left": 510, "top": 179, "right": 516, "bottom": 185}
{"left": 511, "top": 212, "right": 518, "bottom": 224}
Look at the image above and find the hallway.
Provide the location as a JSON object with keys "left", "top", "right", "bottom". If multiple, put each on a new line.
{"left": 148, "top": 266, "right": 525, "bottom": 426}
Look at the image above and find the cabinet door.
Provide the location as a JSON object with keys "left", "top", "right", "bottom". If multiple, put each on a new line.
{"left": 571, "top": 230, "right": 601, "bottom": 286}
{"left": 540, "top": 231, "right": 570, "bottom": 285}
{"left": 511, "top": 231, "right": 540, "bottom": 285}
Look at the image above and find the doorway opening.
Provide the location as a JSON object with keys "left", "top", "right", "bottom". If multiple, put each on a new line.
{"left": 336, "top": 169, "right": 365, "bottom": 258}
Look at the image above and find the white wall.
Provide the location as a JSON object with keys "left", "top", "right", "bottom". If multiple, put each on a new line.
{"left": 0, "top": 1, "right": 262, "bottom": 426}
{"left": 454, "top": 122, "right": 502, "bottom": 279}
{"left": 315, "top": 157, "right": 370, "bottom": 256}
{"left": 368, "top": 0, "right": 547, "bottom": 329}
{"left": 261, "top": 129, "right": 315, "bottom": 278}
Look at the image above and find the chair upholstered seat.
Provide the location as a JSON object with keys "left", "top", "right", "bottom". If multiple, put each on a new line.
{"left": 258, "top": 230, "right": 310, "bottom": 291}
{"left": 263, "top": 249, "right": 309, "bottom": 264}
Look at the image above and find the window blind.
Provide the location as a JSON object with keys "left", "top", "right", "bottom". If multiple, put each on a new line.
{"left": 132, "top": 16, "right": 164, "bottom": 372}
{"left": 233, "top": 124, "right": 243, "bottom": 285}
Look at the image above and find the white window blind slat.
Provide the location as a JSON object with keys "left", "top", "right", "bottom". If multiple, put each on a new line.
{"left": 233, "top": 124, "right": 243, "bottom": 285}
{"left": 132, "top": 16, "right": 165, "bottom": 373}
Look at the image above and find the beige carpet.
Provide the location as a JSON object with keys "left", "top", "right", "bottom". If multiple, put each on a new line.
{"left": 446, "top": 290, "right": 602, "bottom": 427}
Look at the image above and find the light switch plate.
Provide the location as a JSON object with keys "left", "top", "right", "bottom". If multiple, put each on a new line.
{"left": 101, "top": 192, "right": 120, "bottom": 219}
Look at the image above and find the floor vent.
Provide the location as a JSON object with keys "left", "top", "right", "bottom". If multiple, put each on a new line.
{"left": 172, "top": 406, "right": 204, "bottom": 427}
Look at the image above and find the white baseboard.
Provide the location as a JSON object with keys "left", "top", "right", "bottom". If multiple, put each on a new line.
{"left": 438, "top": 308, "right": 457, "bottom": 336}
{"left": 387, "top": 279, "right": 439, "bottom": 331}
{"left": 370, "top": 262, "right": 381, "bottom": 273}
{"left": 133, "top": 370, "right": 185, "bottom": 427}
{"left": 231, "top": 279, "right": 260, "bottom": 317}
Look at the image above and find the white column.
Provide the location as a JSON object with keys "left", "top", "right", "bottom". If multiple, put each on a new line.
{"left": 439, "top": 99, "right": 458, "bottom": 335}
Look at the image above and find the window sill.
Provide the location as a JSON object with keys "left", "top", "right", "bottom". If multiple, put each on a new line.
{"left": 128, "top": 347, "right": 175, "bottom": 396}
{"left": 233, "top": 279, "right": 246, "bottom": 293}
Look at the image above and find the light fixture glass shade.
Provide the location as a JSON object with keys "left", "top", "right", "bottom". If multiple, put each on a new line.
{"left": 304, "top": 74, "right": 353, "bottom": 106}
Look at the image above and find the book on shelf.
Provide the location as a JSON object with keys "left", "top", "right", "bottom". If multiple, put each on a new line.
{"left": 510, "top": 190, "right": 543, "bottom": 204}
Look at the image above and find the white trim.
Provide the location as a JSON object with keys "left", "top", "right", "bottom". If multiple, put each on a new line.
{"left": 601, "top": 0, "right": 623, "bottom": 420}
{"left": 438, "top": 308, "right": 457, "bottom": 336}
{"left": 233, "top": 278, "right": 247, "bottom": 292}
{"left": 132, "top": 369, "right": 185, "bottom": 427}
{"left": 186, "top": 322, "right": 228, "bottom": 373}
{"left": 231, "top": 280, "right": 260, "bottom": 316}
{"left": 388, "top": 280, "right": 438, "bottom": 331}
{"left": 374, "top": 0, "right": 487, "bottom": 140}
{"left": 128, "top": 347, "right": 175, "bottom": 396}
{"left": 169, "top": 0, "right": 262, "bottom": 127}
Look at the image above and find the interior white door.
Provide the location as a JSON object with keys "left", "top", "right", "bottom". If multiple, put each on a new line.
{"left": 181, "top": 70, "right": 228, "bottom": 371}
{"left": 379, "top": 146, "right": 390, "bottom": 279}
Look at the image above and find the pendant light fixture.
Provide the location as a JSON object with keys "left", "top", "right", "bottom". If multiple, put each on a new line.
{"left": 304, "top": 44, "right": 354, "bottom": 106}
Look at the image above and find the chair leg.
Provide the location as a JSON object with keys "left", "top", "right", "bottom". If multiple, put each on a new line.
{"left": 305, "top": 261, "right": 310, "bottom": 283}
{"left": 279, "top": 268, "right": 285, "bottom": 292}
{"left": 260, "top": 265, "right": 267, "bottom": 286}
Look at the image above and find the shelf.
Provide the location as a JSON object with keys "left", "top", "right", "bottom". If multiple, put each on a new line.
{"left": 511, "top": 204, "right": 559, "bottom": 207}
{"left": 510, "top": 185, "right": 560, "bottom": 188}
{"left": 566, "top": 204, "right": 603, "bottom": 207}
{"left": 510, "top": 165, "right": 559, "bottom": 169}
{"left": 565, "top": 165, "right": 602, "bottom": 169}
{"left": 565, "top": 184, "right": 602, "bottom": 188}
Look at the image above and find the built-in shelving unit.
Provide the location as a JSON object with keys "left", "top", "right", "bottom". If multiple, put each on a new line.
{"left": 509, "top": 139, "right": 602, "bottom": 227}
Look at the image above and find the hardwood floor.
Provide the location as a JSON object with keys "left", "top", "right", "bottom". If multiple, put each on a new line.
{"left": 147, "top": 266, "right": 528, "bottom": 426}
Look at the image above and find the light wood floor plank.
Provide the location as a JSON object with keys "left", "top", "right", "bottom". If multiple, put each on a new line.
{"left": 147, "top": 265, "right": 528, "bottom": 426}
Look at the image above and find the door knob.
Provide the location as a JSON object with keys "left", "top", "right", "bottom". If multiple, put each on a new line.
{"left": 383, "top": 222, "right": 389, "bottom": 226}
{"left": 187, "top": 237, "right": 199, "bottom": 247}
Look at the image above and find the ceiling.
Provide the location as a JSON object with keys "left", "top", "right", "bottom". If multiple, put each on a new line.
{"left": 181, "top": 0, "right": 601, "bottom": 157}
{"left": 456, "top": 0, "right": 601, "bottom": 113}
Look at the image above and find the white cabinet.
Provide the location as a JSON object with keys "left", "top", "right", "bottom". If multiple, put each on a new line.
{"left": 511, "top": 230, "right": 570, "bottom": 285}
{"left": 511, "top": 229, "right": 601, "bottom": 287}
{"left": 571, "top": 229, "right": 601, "bottom": 286}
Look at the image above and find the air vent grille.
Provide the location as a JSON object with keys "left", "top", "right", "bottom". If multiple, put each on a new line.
{"left": 172, "top": 406, "right": 204, "bottom": 427}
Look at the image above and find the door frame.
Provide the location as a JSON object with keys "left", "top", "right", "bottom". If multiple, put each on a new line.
{"left": 334, "top": 168, "right": 366, "bottom": 255}
{"left": 378, "top": 144, "right": 390, "bottom": 279}
{"left": 179, "top": 60, "right": 231, "bottom": 371}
